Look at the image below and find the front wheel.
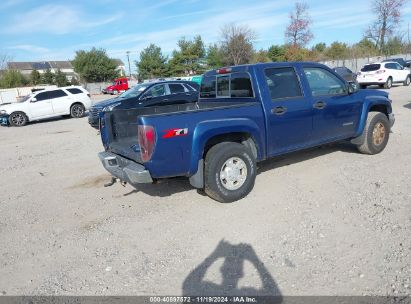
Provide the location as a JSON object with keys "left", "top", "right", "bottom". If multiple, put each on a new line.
{"left": 70, "top": 103, "right": 85, "bottom": 118}
{"left": 403, "top": 75, "right": 410, "bottom": 86}
{"left": 204, "top": 142, "right": 256, "bottom": 203}
{"left": 9, "top": 112, "right": 28, "bottom": 127}
{"left": 357, "top": 112, "right": 390, "bottom": 155}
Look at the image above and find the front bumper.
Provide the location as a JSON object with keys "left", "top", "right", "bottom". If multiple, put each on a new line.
{"left": 389, "top": 113, "right": 395, "bottom": 128}
{"left": 0, "top": 114, "right": 9, "bottom": 126}
{"left": 88, "top": 115, "right": 99, "bottom": 128}
{"left": 98, "top": 151, "right": 153, "bottom": 184}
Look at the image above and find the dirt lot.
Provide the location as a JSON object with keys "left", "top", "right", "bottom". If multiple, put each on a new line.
{"left": 0, "top": 87, "right": 410, "bottom": 296}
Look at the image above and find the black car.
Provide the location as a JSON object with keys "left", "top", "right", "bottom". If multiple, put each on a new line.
{"left": 332, "top": 67, "right": 357, "bottom": 83}
{"left": 382, "top": 58, "right": 407, "bottom": 67}
{"left": 88, "top": 80, "right": 199, "bottom": 128}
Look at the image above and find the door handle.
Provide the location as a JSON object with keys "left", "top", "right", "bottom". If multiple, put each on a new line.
{"left": 186, "top": 93, "right": 191, "bottom": 96}
{"left": 313, "top": 101, "right": 327, "bottom": 109}
{"left": 163, "top": 99, "right": 169, "bottom": 101}
{"left": 271, "top": 106, "right": 287, "bottom": 115}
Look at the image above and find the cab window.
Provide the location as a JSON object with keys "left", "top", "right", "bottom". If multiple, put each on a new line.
{"left": 303, "top": 68, "right": 347, "bottom": 96}
{"left": 264, "top": 67, "right": 302, "bottom": 100}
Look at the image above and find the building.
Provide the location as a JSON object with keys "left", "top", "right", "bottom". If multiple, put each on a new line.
{"left": 7, "top": 59, "right": 126, "bottom": 81}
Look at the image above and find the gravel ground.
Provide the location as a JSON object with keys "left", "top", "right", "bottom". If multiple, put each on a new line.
{"left": 0, "top": 88, "right": 410, "bottom": 296}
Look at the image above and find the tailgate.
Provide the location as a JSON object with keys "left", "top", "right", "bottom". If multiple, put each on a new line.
{"left": 104, "top": 110, "right": 142, "bottom": 163}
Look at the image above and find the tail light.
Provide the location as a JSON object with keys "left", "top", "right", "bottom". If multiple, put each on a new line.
{"left": 376, "top": 70, "right": 386, "bottom": 74}
{"left": 138, "top": 125, "right": 156, "bottom": 162}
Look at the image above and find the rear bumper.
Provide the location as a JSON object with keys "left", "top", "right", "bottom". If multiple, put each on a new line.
{"left": 358, "top": 81, "right": 385, "bottom": 86}
{"left": 98, "top": 151, "right": 153, "bottom": 184}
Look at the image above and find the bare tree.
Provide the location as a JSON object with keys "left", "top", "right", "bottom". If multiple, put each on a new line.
{"left": 365, "top": 0, "right": 407, "bottom": 52}
{"left": 285, "top": 2, "right": 313, "bottom": 48}
{"left": 220, "top": 23, "right": 256, "bottom": 65}
{"left": 0, "top": 53, "right": 11, "bottom": 70}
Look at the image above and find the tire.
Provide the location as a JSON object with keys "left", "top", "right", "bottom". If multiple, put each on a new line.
{"left": 384, "top": 77, "right": 393, "bottom": 89}
{"left": 70, "top": 103, "right": 85, "bottom": 118}
{"left": 357, "top": 112, "right": 390, "bottom": 155}
{"left": 403, "top": 75, "right": 410, "bottom": 86}
{"left": 360, "top": 84, "right": 367, "bottom": 89}
{"left": 204, "top": 142, "right": 256, "bottom": 203}
{"left": 9, "top": 112, "right": 28, "bottom": 127}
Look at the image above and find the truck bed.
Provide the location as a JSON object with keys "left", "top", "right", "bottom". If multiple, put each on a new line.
{"left": 103, "top": 101, "right": 259, "bottom": 164}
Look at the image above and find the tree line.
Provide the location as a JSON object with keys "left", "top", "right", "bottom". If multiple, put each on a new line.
{"left": 1, "top": 0, "right": 409, "bottom": 88}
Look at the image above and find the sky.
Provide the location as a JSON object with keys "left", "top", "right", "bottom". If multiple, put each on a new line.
{"left": 1, "top": 0, "right": 411, "bottom": 72}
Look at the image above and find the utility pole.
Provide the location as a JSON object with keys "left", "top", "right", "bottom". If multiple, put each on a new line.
{"left": 126, "top": 51, "right": 131, "bottom": 79}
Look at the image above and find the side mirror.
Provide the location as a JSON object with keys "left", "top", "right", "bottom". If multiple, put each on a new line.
{"left": 348, "top": 82, "right": 358, "bottom": 94}
{"left": 31, "top": 97, "right": 37, "bottom": 102}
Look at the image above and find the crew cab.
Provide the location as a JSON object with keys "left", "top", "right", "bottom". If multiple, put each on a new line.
{"left": 98, "top": 62, "right": 395, "bottom": 203}
{"left": 102, "top": 77, "right": 129, "bottom": 95}
{"left": 0, "top": 86, "right": 91, "bottom": 127}
{"left": 357, "top": 62, "right": 411, "bottom": 89}
{"left": 89, "top": 81, "right": 199, "bottom": 128}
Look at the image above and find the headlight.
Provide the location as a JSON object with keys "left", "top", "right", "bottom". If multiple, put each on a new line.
{"left": 103, "top": 102, "right": 121, "bottom": 112}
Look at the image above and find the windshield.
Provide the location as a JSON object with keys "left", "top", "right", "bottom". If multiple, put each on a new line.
{"left": 18, "top": 95, "right": 31, "bottom": 103}
{"left": 361, "top": 64, "right": 381, "bottom": 72}
{"left": 119, "top": 84, "right": 149, "bottom": 99}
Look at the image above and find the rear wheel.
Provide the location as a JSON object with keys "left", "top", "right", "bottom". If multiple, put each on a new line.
{"left": 384, "top": 77, "right": 393, "bottom": 89}
{"left": 403, "top": 75, "right": 410, "bottom": 86}
{"left": 357, "top": 112, "right": 390, "bottom": 155}
{"left": 9, "top": 112, "right": 28, "bottom": 127}
{"left": 204, "top": 142, "right": 256, "bottom": 203}
{"left": 70, "top": 103, "right": 85, "bottom": 118}
{"left": 360, "top": 84, "right": 367, "bottom": 89}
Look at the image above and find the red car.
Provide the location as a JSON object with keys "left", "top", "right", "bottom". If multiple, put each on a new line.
{"left": 102, "top": 77, "right": 129, "bottom": 95}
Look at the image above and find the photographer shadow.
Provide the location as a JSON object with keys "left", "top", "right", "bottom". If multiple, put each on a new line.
{"left": 182, "top": 240, "right": 282, "bottom": 300}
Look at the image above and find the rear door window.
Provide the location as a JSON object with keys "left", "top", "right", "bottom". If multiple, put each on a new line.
{"left": 264, "top": 67, "right": 302, "bottom": 100}
{"left": 169, "top": 84, "right": 185, "bottom": 94}
{"left": 361, "top": 64, "right": 381, "bottom": 72}
{"left": 48, "top": 90, "right": 68, "bottom": 99}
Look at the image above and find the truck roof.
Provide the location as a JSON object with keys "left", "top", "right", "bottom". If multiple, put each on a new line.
{"left": 203, "top": 62, "right": 328, "bottom": 77}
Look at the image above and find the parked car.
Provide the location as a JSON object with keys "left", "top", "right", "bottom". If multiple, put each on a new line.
{"left": 102, "top": 77, "right": 129, "bottom": 95}
{"left": 89, "top": 81, "right": 199, "bottom": 129}
{"left": 98, "top": 62, "right": 394, "bottom": 203}
{"left": 332, "top": 67, "right": 357, "bottom": 83}
{"left": 0, "top": 86, "right": 91, "bottom": 127}
{"left": 357, "top": 62, "right": 411, "bottom": 89}
{"left": 382, "top": 58, "right": 407, "bottom": 68}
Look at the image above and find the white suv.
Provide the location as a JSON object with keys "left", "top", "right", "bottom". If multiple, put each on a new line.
{"left": 357, "top": 61, "right": 411, "bottom": 89}
{"left": 0, "top": 86, "right": 92, "bottom": 126}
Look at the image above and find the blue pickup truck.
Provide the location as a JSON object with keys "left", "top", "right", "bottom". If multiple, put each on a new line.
{"left": 98, "top": 62, "right": 394, "bottom": 203}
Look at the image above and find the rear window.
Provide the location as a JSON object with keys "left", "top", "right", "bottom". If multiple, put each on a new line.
{"left": 361, "top": 64, "right": 381, "bottom": 72}
{"left": 200, "top": 72, "right": 253, "bottom": 98}
{"left": 67, "top": 88, "right": 83, "bottom": 94}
